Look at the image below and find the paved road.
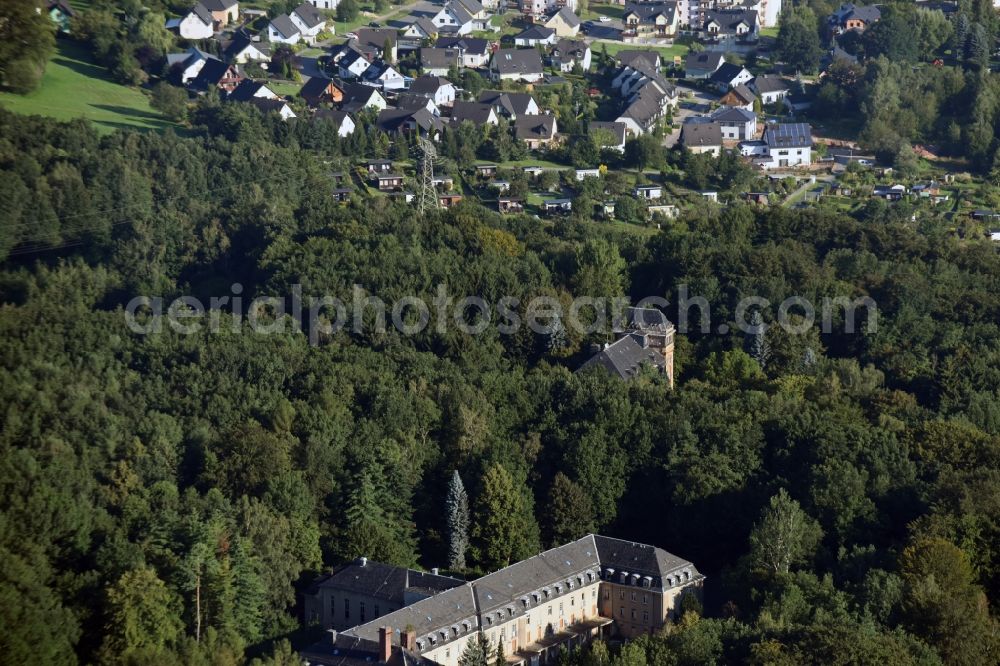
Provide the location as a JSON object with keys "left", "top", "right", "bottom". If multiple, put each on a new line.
{"left": 663, "top": 84, "right": 718, "bottom": 147}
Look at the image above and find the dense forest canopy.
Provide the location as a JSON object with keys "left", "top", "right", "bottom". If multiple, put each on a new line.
{"left": 1, "top": 88, "right": 1000, "bottom": 666}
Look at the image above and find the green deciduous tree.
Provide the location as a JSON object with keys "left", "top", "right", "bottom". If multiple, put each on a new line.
{"left": 749, "top": 489, "right": 822, "bottom": 575}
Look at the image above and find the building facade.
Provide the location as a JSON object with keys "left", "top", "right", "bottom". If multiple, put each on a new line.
{"left": 303, "top": 535, "right": 703, "bottom": 666}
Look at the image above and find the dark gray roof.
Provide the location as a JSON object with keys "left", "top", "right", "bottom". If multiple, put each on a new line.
{"left": 577, "top": 335, "right": 667, "bottom": 379}
{"left": 227, "top": 79, "right": 272, "bottom": 101}
{"left": 593, "top": 535, "right": 696, "bottom": 585}
{"left": 191, "top": 2, "right": 213, "bottom": 25}
{"left": 549, "top": 7, "right": 581, "bottom": 27}
{"left": 442, "top": 1, "right": 474, "bottom": 26}
{"left": 406, "top": 17, "right": 438, "bottom": 37}
{"left": 248, "top": 98, "right": 292, "bottom": 115}
{"left": 300, "top": 76, "right": 341, "bottom": 101}
{"left": 764, "top": 123, "right": 812, "bottom": 148}
{"left": 616, "top": 50, "right": 661, "bottom": 68}
{"left": 224, "top": 33, "right": 270, "bottom": 59}
{"left": 409, "top": 74, "right": 453, "bottom": 95}
{"left": 201, "top": 0, "right": 237, "bottom": 11}
{"left": 681, "top": 120, "right": 723, "bottom": 147}
{"left": 293, "top": 2, "right": 325, "bottom": 28}
{"left": 450, "top": 101, "right": 495, "bottom": 124}
{"left": 270, "top": 14, "right": 299, "bottom": 39}
{"left": 752, "top": 75, "right": 789, "bottom": 94}
{"left": 710, "top": 62, "right": 748, "bottom": 84}
{"left": 723, "top": 83, "right": 755, "bottom": 105}
{"left": 513, "top": 114, "right": 556, "bottom": 140}
{"left": 492, "top": 49, "right": 544, "bottom": 76}
{"left": 420, "top": 47, "right": 460, "bottom": 69}
{"left": 515, "top": 25, "right": 555, "bottom": 42}
{"left": 621, "top": 307, "right": 674, "bottom": 334}
{"left": 711, "top": 106, "right": 755, "bottom": 122}
{"left": 477, "top": 90, "right": 537, "bottom": 117}
{"left": 435, "top": 36, "right": 490, "bottom": 54}
{"left": 397, "top": 93, "right": 436, "bottom": 110}
{"left": 191, "top": 59, "right": 241, "bottom": 89}
{"left": 356, "top": 28, "right": 398, "bottom": 52}
{"left": 623, "top": 1, "right": 676, "bottom": 24}
{"left": 685, "top": 50, "right": 725, "bottom": 72}
{"left": 311, "top": 560, "right": 462, "bottom": 603}
{"left": 704, "top": 8, "right": 757, "bottom": 33}
{"left": 831, "top": 3, "right": 881, "bottom": 25}
{"left": 313, "top": 108, "right": 352, "bottom": 127}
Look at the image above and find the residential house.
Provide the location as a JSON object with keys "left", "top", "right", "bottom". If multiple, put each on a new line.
{"left": 551, "top": 39, "right": 591, "bottom": 72}
{"left": 515, "top": 25, "right": 557, "bottom": 47}
{"left": 341, "top": 83, "right": 388, "bottom": 113}
{"left": 166, "top": 47, "right": 216, "bottom": 84}
{"left": 47, "top": 0, "right": 74, "bottom": 34}
{"left": 431, "top": 1, "right": 476, "bottom": 35}
{"left": 361, "top": 61, "right": 407, "bottom": 91}
{"left": 709, "top": 62, "right": 753, "bottom": 92}
{"left": 289, "top": 3, "right": 327, "bottom": 43}
{"left": 739, "top": 123, "right": 812, "bottom": 169}
{"left": 224, "top": 33, "right": 271, "bottom": 63}
{"left": 872, "top": 184, "right": 907, "bottom": 200}
{"left": 575, "top": 168, "right": 601, "bottom": 180}
{"left": 435, "top": 37, "right": 491, "bottom": 68}
{"left": 514, "top": 114, "right": 559, "bottom": 148}
{"left": 477, "top": 91, "right": 541, "bottom": 119}
{"left": 227, "top": 79, "right": 278, "bottom": 102}
{"left": 545, "top": 7, "right": 582, "bottom": 37}
{"left": 615, "top": 49, "right": 662, "bottom": 69}
{"left": 684, "top": 51, "right": 725, "bottom": 79}
{"left": 450, "top": 101, "right": 500, "bottom": 126}
{"left": 649, "top": 203, "right": 679, "bottom": 219}
{"left": 419, "top": 47, "right": 460, "bottom": 76}
{"left": 828, "top": 3, "right": 880, "bottom": 33}
{"left": 339, "top": 50, "right": 373, "bottom": 79}
{"left": 354, "top": 28, "right": 398, "bottom": 63}
{"left": 711, "top": 106, "right": 756, "bottom": 140}
{"left": 622, "top": 2, "right": 678, "bottom": 39}
{"left": 491, "top": 49, "right": 545, "bottom": 83}
{"left": 476, "top": 164, "right": 498, "bottom": 177}
{"left": 168, "top": 3, "right": 215, "bottom": 40}
{"left": 719, "top": 83, "right": 755, "bottom": 110}
{"left": 681, "top": 120, "right": 723, "bottom": 155}
{"left": 701, "top": 8, "right": 759, "bottom": 41}
{"left": 332, "top": 187, "right": 352, "bottom": 203}
{"left": 408, "top": 75, "right": 457, "bottom": 107}
{"left": 522, "top": 165, "right": 546, "bottom": 178}
{"left": 307, "top": 0, "right": 339, "bottom": 9}
{"left": 190, "top": 59, "right": 244, "bottom": 93}
{"left": 744, "top": 191, "right": 770, "bottom": 205}
{"left": 439, "top": 193, "right": 464, "bottom": 207}
{"left": 750, "top": 75, "right": 790, "bottom": 105}
{"left": 299, "top": 76, "right": 344, "bottom": 106}
{"left": 396, "top": 94, "right": 441, "bottom": 116}
{"left": 634, "top": 184, "right": 663, "bottom": 199}
{"left": 371, "top": 173, "right": 405, "bottom": 191}
{"left": 367, "top": 159, "right": 394, "bottom": 174}
{"left": 543, "top": 198, "right": 573, "bottom": 213}
{"left": 201, "top": 0, "right": 239, "bottom": 27}
{"left": 402, "top": 17, "right": 438, "bottom": 42}
{"left": 589, "top": 121, "right": 627, "bottom": 152}
{"left": 314, "top": 109, "right": 356, "bottom": 136}
{"left": 248, "top": 97, "right": 297, "bottom": 120}
{"left": 377, "top": 108, "right": 445, "bottom": 135}
{"left": 268, "top": 14, "right": 302, "bottom": 44}
{"left": 578, "top": 307, "right": 676, "bottom": 385}
{"left": 498, "top": 198, "right": 524, "bottom": 213}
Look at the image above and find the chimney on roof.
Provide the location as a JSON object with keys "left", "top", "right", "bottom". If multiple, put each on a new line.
{"left": 401, "top": 628, "right": 417, "bottom": 651}
{"left": 379, "top": 626, "right": 393, "bottom": 663}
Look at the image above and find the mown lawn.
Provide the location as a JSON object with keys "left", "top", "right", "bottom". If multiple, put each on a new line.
{"left": 0, "top": 41, "right": 176, "bottom": 133}
{"left": 596, "top": 40, "right": 690, "bottom": 63}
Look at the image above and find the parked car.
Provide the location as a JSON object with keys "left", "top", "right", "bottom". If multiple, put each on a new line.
{"left": 369, "top": 21, "right": 381, "bottom": 27}
{"left": 345, "top": 31, "right": 358, "bottom": 40}
{"left": 598, "top": 16, "right": 611, "bottom": 22}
